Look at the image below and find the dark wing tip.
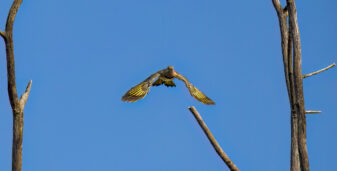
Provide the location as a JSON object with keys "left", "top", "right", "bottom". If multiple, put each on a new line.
{"left": 121, "top": 94, "right": 145, "bottom": 102}
{"left": 205, "top": 100, "right": 216, "bottom": 105}
{"left": 200, "top": 97, "right": 215, "bottom": 105}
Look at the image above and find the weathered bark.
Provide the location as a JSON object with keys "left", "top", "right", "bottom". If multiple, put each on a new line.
{"left": 0, "top": 1, "right": 32, "bottom": 171}
{"left": 285, "top": 1, "right": 310, "bottom": 170}
{"left": 188, "top": 106, "right": 239, "bottom": 171}
{"left": 287, "top": 20, "right": 301, "bottom": 171}
{"left": 12, "top": 111, "right": 24, "bottom": 171}
{"left": 272, "top": 0, "right": 335, "bottom": 171}
{"left": 272, "top": 1, "right": 300, "bottom": 170}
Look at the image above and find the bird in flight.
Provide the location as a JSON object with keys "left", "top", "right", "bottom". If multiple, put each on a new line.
{"left": 121, "top": 66, "right": 215, "bottom": 105}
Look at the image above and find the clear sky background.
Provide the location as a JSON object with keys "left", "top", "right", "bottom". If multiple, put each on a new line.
{"left": 0, "top": 0, "right": 336, "bottom": 170}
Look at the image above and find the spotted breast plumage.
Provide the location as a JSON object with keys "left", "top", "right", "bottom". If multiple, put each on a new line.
{"left": 121, "top": 66, "right": 215, "bottom": 105}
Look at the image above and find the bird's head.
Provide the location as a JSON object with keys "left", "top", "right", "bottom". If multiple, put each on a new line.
{"left": 166, "top": 66, "right": 177, "bottom": 78}
{"left": 167, "top": 66, "right": 174, "bottom": 71}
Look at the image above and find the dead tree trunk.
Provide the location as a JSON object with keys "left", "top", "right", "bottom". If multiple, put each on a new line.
{"left": 0, "top": 1, "right": 32, "bottom": 171}
{"left": 272, "top": 0, "right": 335, "bottom": 171}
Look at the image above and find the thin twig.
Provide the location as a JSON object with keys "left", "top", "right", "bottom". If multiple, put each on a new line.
{"left": 305, "top": 111, "right": 322, "bottom": 114}
{"left": 188, "top": 106, "right": 239, "bottom": 171}
{"left": 303, "top": 63, "right": 336, "bottom": 78}
{"left": 19, "top": 80, "right": 32, "bottom": 110}
{"left": 0, "top": 30, "right": 6, "bottom": 39}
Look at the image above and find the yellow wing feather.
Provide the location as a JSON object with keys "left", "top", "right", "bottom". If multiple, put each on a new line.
{"left": 189, "top": 85, "right": 215, "bottom": 105}
{"left": 121, "top": 72, "right": 161, "bottom": 102}
{"left": 122, "top": 83, "right": 149, "bottom": 102}
{"left": 175, "top": 73, "right": 215, "bottom": 105}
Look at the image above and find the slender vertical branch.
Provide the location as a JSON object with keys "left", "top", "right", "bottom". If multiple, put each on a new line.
{"left": 4, "top": 0, "right": 23, "bottom": 108}
{"left": 286, "top": 1, "right": 310, "bottom": 170}
{"left": 272, "top": 0, "right": 300, "bottom": 170}
{"left": 188, "top": 106, "right": 239, "bottom": 171}
{"left": 1, "top": 1, "right": 32, "bottom": 171}
{"left": 272, "top": 0, "right": 291, "bottom": 98}
{"left": 287, "top": 21, "right": 301, "bottom": 171}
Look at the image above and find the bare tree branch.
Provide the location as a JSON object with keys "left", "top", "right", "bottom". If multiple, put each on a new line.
{"left": 188, "top": 106, "right": 239, "bottom": 171}
{"left": 272, "top": 0, "right": 283, "bottom": 14}
{"left": 303, "top": 63, "right": 336, "bottom": 78}
{"left": 287, "top": 14, "right": 301, "bottom": 171}
{"left": 290, "top": 109, "right": 300, "bottom": 171}
{"left": 287, "top": 0, "right": 310, "bottom": 170}
{"left": 274, "top": 1, "right": 334, "bottom": 170}
{"left": 272, "top": 0, "right": 291, "bottom": 98}
{"left": 2, "top": 0, "right": 23, "bottom": 109}
{"left": 0, "top": 30, "right": 6, "bottom": 39}
{"left": 1, "top": 1, "right": 30, "bottom": 171}
{"left": 5, "top": 0, "right": 22, "bottom": 33}
{"left": 305, "top": 111, "right": 322, "bottom": 114}
{"left": 19, "top": 80, "right": 32, "bottom": 110}
{"left": 272, "top": 1, "right": 300, "bottom": 170}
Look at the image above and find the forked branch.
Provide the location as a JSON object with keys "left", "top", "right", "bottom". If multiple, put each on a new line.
{"left": 1, "top": 1, "right": 31, "bottom": 171}
{"left": 273, "top": 1, "right": 334, "bottom": 171}
{"left": 272, "top": 1, "right": 300, "bottom": 170}
{"left": 272, "top": 0, "right": 283, "bottom": 14}
{"left": 188, "top": 106, "right": 239, "bottom": 171}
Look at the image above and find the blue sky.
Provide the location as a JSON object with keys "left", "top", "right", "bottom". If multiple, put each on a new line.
{"left": 0, "top": 0, "right": 336, "bottom": 170}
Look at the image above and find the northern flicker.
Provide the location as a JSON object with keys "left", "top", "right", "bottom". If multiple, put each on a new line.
{"left": 122, "top": 66, "right": 215, "bottom": 105}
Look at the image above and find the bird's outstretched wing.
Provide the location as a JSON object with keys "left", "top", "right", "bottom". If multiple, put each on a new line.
{"left": 122, "top": 72, "right": 161, "bottom": 102}
{"left": 175, "top": 73, "right": 215, "bottom": 105}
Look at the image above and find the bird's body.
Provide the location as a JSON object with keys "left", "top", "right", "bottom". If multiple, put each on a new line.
{"left": 122, "top": 66, "right": 215, "bottom": 105}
